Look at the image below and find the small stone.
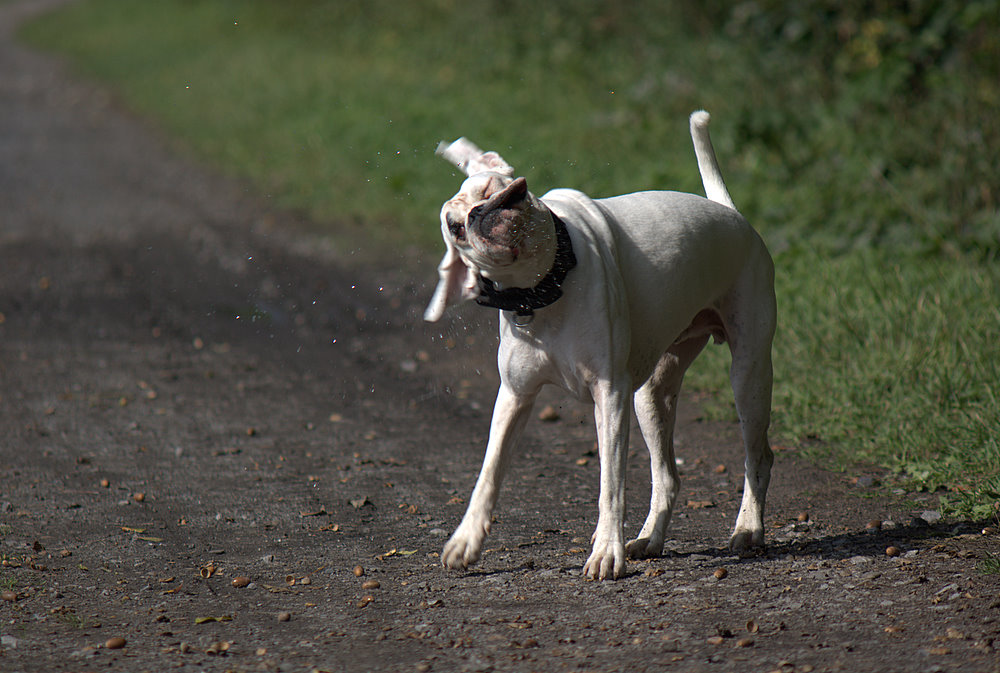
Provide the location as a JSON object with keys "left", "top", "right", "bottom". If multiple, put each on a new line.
{"left": 133, "top": 492, "right": 145, "bottom": 503}
{"left": 886, "top": 546, "right": 901, "bottom": 557}
{"left": 713, "top": 568, "right": 728, "bottom": 580}
{"left": 277, "top": 611, "right": 292, "bottom": 622}
{"left": 100, "top": 479, "right": 110, "bottom": 488}
{"left": 945, "top": 627, "right": 966, "bottom": 640}
{"left": 205, "top": 641, "right": 231, "bottom": 655}
{"left": 920, "top": 510, "right": 942, "bottom": 524}
{"left": 362, "top": 579, "right": 380, "bottom": 590}
{"left": 353, "top": 565, "right": 365, "bottom": 577}
{"left": 706, "top": 635, "right": 725, "bottom": 645}
{"left": 866, "top": 519, "right": 883, "bottom": 531}
{"left": 736, "top": 637, "right": 754, "bottom": 648}
{"left": 1, "top": 590, "right": 17, "bottom": 602}
{"left": 538, "top": 405, "right": 560, "bottom": 422}
{"left": 713, "top": 464, "right": 727, "bottom": 474}
{"left": 231, "top": 576, "right": 251, "bottom": 588}
{"left": 796, "top": 512, "right": 810, "bottom": 523}
{"left": 981, "top": 527, "right": 996, "bottom": 536}
{"left": 356, "top": 595, "right": 374, "bottom": 608}
{"left": 104, "top": 637, "right": 126, "bottom": 650}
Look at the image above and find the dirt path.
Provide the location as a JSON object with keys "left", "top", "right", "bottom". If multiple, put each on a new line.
{"left": 1, "top": 2, "right": 998, "bottom": 672}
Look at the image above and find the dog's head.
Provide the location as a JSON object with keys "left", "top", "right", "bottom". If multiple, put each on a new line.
{"left": 424, "top": 140, "right": 556, "bottom": 322}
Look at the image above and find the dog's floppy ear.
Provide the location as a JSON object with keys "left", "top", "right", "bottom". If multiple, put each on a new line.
{"left": 423, "top": 234, "right": 479, "bottom": 322}
{"left": 437, "top": 138, "right": 514, "bottom": 177}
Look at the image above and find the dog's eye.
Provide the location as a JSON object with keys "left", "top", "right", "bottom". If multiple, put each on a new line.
{"left": 447, "top": 214, "right": 466, "bottom": 241}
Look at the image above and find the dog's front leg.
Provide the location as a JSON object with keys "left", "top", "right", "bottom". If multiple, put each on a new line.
{"left": 442, "top": 384, "right": 536, "bottom": 571}
{"left": 584, "top": 381, "right": 630, "bottom": 580}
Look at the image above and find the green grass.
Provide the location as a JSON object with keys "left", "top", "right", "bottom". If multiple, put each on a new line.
{"left": 19, "top": 0, "right": 1000, "bottom": 517}
{"left": 978, "top": 553, "right": 1000, "bottom": 575}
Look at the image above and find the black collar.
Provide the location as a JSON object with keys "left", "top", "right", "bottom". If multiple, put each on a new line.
{"left": 476, "top": 213, "right": 576, "bottom": 320}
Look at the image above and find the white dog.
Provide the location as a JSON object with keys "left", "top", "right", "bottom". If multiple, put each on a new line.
{"left": 424, "top": 112, "right": 775, "bottom": 580}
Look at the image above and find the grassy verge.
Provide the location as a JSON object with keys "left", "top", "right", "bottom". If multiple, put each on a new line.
{"left": 20, "top": 0, "right": 1000, "bottom": 517}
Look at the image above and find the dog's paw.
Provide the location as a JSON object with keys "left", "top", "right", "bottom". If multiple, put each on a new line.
{"left": 625, "top": 535, "right": 664, "bottom": 560}
{"left": 441, "top": 528, "right": 485, "bottom": 570}
{"left": 583, "top": 541, "right": 627, "bottom": 580}
{"left": 728, "top": 527, "right": 765, "bottom": 555}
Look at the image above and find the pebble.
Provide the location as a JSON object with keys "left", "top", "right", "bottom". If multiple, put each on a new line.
{"left": 945, "top": 627, "right": 965, "bottom": 640}
{"left": 538, "top": 405, "right": 560, "bottom": 422}
{"left": 1, "top": 590, "right": 17, "bottom": 602}
{"left": 353, "top": 565, "right": 365, "bottom": 577}
{"left": 133, "top": 492, "right": 145, "bottom": 503}
{"left": 886, "top": 546, "right": 901, "bottom": 557}
{"left": 104, "top": 637, "right": 126, "bottom": 650}
{"left": 362, "top": 579, "right": 380, "bottom": 590}
{"left": 713, "top": 568, "right": 728, "bottom": 580}
{"left": 866, "top": 519, "right": 882, "bottom": 531}
{"left": 920, "top": 510, "right": 942, "bottom": 524}
{"left": 231, "top": 576, "right": 251, "bottom": 588}
{"left": 277, "top": 611, "right": 292, "bottom": 622}
{"left": 736, "top": 637, "right": 754, "bottom": 648}
{"left": 797, "top": 512, "right": 810, "bottom": 523}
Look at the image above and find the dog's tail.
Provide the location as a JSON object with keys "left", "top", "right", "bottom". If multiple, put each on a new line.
{"left": 689, "top": 111, "right": 737, "bottom": 211}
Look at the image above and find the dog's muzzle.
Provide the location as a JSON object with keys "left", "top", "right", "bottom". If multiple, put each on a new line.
{"left": 475, "top": 213, "right": 577, "bottom": 322}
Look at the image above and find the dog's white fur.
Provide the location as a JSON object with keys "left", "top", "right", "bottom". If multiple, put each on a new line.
{"left": 426, "top": 112, "right": 776, "bottom": 580}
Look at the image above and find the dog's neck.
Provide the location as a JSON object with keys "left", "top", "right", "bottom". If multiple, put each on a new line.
{"left": 476, "top": 212, "right": 576, "bottom": 319}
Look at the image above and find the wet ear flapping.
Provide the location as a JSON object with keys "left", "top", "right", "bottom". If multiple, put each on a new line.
{"left": 423, "top": 235, "right": 480, "bottom": 322}
{"left": 436, "top": 138, "right": 514, "bottom": 177}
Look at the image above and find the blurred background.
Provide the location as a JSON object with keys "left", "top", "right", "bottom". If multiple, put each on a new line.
{"left": 20, "top": 0, "right": 1000, "bottom": 515}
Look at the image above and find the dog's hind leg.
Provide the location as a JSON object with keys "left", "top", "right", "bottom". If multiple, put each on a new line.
{"left": 725, "top": 258, "right": 777, "bottom": 553}
{"left": 442, "top": 384, "right": 537, "bottom": 570}
{"left": 627, "top": 334, "right": 710, "bottom": 559}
